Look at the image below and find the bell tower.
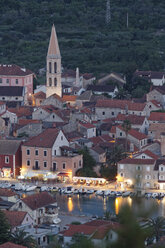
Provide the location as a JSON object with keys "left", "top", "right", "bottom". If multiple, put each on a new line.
{"left": 46, "top": 24, "right": 62, "bottom": 98}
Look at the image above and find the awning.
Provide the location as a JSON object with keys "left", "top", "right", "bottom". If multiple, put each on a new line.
{"left": 57, "top": 172, "right": 69, "bottom": 177}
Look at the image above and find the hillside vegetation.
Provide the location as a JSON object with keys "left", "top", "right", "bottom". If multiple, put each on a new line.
{"left": 0, "top": 0, "right": 165, "bottom": 76}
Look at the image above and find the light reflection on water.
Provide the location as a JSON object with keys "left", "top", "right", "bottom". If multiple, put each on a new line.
{"left": 54, "top": 193, "right": 164, "bottom": 217}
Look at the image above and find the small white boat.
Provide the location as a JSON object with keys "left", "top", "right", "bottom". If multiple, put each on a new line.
{"left": 25, "top": 185, "right": 37, "bottom": 192}
{"left": 15, "top": 183, "right": 26, "bottom": 191}
{"left": 122, "top": 191, "right": 131, "bottom": 197}
{"left": 1, "top": 182, "right": 11, "bottom": 189}
{"left": 79, "top": 188, "right": 87, "bottom": 194}
{"left": 104, "top": 190, "right": 111, "bottom": 196}
{"left": 86, "top": 189, "right": 94, "bottom": 194}
{"left": 64, "top": 186, "right": 73, "bottom": 194}
{"left": 73, "top": 189, "right": 79, "bottom": 194}
{"left": 95, "top": 190, "right": 104, "bottom": 196}
{"left": 40, "top": 186, "right": 48, "bottom": 192}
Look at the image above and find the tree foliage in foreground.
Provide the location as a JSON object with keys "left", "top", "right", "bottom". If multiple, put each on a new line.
{"left": 0, "top": 210, "right": 11, "bottom": 244}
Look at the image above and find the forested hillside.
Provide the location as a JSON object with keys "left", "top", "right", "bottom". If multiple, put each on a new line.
{"left": 0, "top": 0, "right": 165, "bottom": 76}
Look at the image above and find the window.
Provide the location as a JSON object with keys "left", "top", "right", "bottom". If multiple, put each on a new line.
{"left": 43, "top": 236, "right": 46, "bottom": 242}
{"left": 146, "top": 166, "right": 150, "bottom": 172}
{"left": 0, "top": 79, "right": 2, "bottom": 83}
{"left": 54, "top": 150, "right": 56, "bottom": 156}
{"left": 6, "top": 79, "right": 9, "bottom": 84}
{"left": 44, "top": 161, "right": 47, "bottom": 168}
{"left": 49, "top": 78, "right": 52, "bottom": 86}
{"left": 79, "top": 160, "right": 82, "bottom": 167}
{"left": 5, "top": 156, "right": 9, "bottom": 164}
{"left": 26, "top": 217, "right": 28, "bottom": 221}
{"left": 120, "top": 173, "right": 124, "bottom": 177}
{"left": 120, "top": 164, "right": 124, "bottom": 169}
{"left": 40, "top": 111, "right": 42, "bottom": 114}
{"left": 2, "top": 97, "right": 5, "bottom": 100}
{"left": 142, "top": 155, "right": 145, "bottom": 159}
{"left": 53, "top": 162, "right": 57, "bottom": 171}
{"left": 120, "top": 132, "right": 122, "bottom": 137}
{"left": 161, "top": 166, "right": 164, "bottom": 171}
{"left": 136, "top": 166, "right": 141, "bottom": 171}
{"left": 54, "top": 62, "right": 57, "bottom": 73}
{"left": 52, "top": 114, "right": 55, "bottom": 119}
{"left": 63, "top": 163, "right": 66, "bottom": 169}
{"left": 49, "top": 62, "right": 51, "bottom": 73}
{"left": 27, "top": 149, "right": 30, "bottom": 155}
{"left": 35, "top": 150, "right": 39, "bottom": 156}
{"left": 35, "top": 160, "right": 39, "bottom": 168}
{"left": 15, "top": 79, "right": 18, "bottom": 84}
{"left": 38, "top": 238, "right": 40, "bottom": 245}
{"left": 44, "top": 150, "right": 47, "bottom": 157}
{"left": 54, "top": 78, "right": 57, "bottom": 86}
{"left": 74, "top": 162, "right": 76, "bottom": 168}
{"left": 27, "top": 160, "right": 30, "bottom": 166}
{"left": 15, "top": 97, "right": 18, "bottom": 100}
{"left": 19, "top": 202, "right": 22, "bottom": 208}
{"left": 102, "top": 112, "right": 105, "bottom": 115}
{"left": 61, "top": 136, "right": 63, "bottom": 141}
{"left": 111, "top": 111, "right": 114, "bottom": 116}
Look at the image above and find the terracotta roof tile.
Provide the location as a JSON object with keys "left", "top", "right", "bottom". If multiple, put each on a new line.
{"left": 79, "top": 121, "right": 95, "bottom": 129}
{"left": 22, "top": 192, "right": 56, "bottom": 210}
{"left": 0, "top": 64, "right": 33, "bottom": 76}
{"left": 96, "top": 99, "right": 145, "bottom": 111}
{"left": 134, "top": 150, "right": 158, "bottom": 160}
{"left": 34, "top": 91, "right": 46, "bottom": 99}
{"left": 115, "top": 114, "right": 145, "bottom": 125}
{"left": 0, "top": 140, "right": 21, "bottom": 155}
{"left": 0, "top": 189, "right": 17, "bottom": 197}
{"left": 62, "top": 95, "right": 77, "bottom": 102}
{"left": 18, "top": 119, "right": 41, "bottom": 125}
{"left": 0, "top": 242, "right": 27, "bottom": 248}
{"left": 118, "top": 158, "right": 155, "bottom": 165}
{"left": 128, "top": 129, "right": 147, "bottom": 140}
{"left": 3, "top": 211, "right": 27, "bottom": 228}
{"left": 148, "top": 112, "right": 165, "bottom": 122}
{"left": 8, "top": 107, "right": 33, "bottom": 118}
{"left": 23, "top": 128, "right": 60, "bottom": 148}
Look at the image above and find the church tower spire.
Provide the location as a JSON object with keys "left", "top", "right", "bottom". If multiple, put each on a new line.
{"left": 46, "top": 24, "right": 62, "bottom": 98}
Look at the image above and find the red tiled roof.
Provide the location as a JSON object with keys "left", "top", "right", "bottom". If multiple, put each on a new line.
{"left": 61, "top": 220, "right": 120, "bottom": 238}
{"left": 91, "top": 146, "right": 105, "bottom": 154}
{"left": 22, "top": 192, "right": 56, "bottom": 210}
{"left": 23, "top": 128, "right": 60, "bottom": 148}
{"left": 148, "top": 112, "right": 165, "bottom": 122}
{"left": 0, "top": 64, "right": 33, "bottom": 76}
{"left": 0, "top": 242, "right": 27, "bottom": 248}
{"left": 118, "top": 158, "right": 155, "bottom": 165}
{"left": 110, "top": 126, "right": 116, "bottom": 133}
{"left": 34, "top": 91, "right": 46, "bottom": 99}
{"left": 62, "top": 95, "right": 77, "bottom": 102}
{"left": 115, "top": 114, "right": 145, "bottom": 125}
{"left": 96, "top": 99, "right": 145, "bottom": 111}
{"left": 79, "top": 121, "right": 95, "bottom": 129}
{"left": 50, "top": 93, "right": 65, "bottom": 103}
{"left": 134, "top": 150, "right": 158, "bottom": 160}
{"left": 128, "top": 129, "right": 147, "bottom": 140}
{"left": 18, "top": 119, "right": 41, "bottom": 125}
{"left": 0, "top": 189, "right": 17, "bottom": 197}
{"left": 8, "top": 107, "right": 33, "bottom": 118}
{"left": 3, "top": 211, "right": 27, "bottom": 228}
{"left": 150, "top": 100, "right": 161, "bottom": 108}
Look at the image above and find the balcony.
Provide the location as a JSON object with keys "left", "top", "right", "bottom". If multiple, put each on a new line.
{"left": 32, "top": 166, "right": 40, "bottom": 170}
{"left": 50, "top": 167, "right": 57, "bottom": 172}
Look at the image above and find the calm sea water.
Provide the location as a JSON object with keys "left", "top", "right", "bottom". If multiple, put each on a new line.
{"left": 52, "top": 193, "right": 165, "bottom": 218}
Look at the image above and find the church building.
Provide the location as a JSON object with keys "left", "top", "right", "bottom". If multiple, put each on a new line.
{"left": 46, "top": 24, "right": 62, "bottom": 98}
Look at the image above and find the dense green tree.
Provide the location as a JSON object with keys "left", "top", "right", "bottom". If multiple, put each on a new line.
{"left": 11, "top": 229, "right": 37, "bottom": 248}
{"left": 111, "top": 205, "right": 150, "bottom": 248}
{"left": 148, "top": 217, "right": 165, "bottom": 242}
{"left": 69, "top": 234, "right": 95, "bottom": 248}
{"left": 0, "top": 210, "right": 11, "bottom": 244}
